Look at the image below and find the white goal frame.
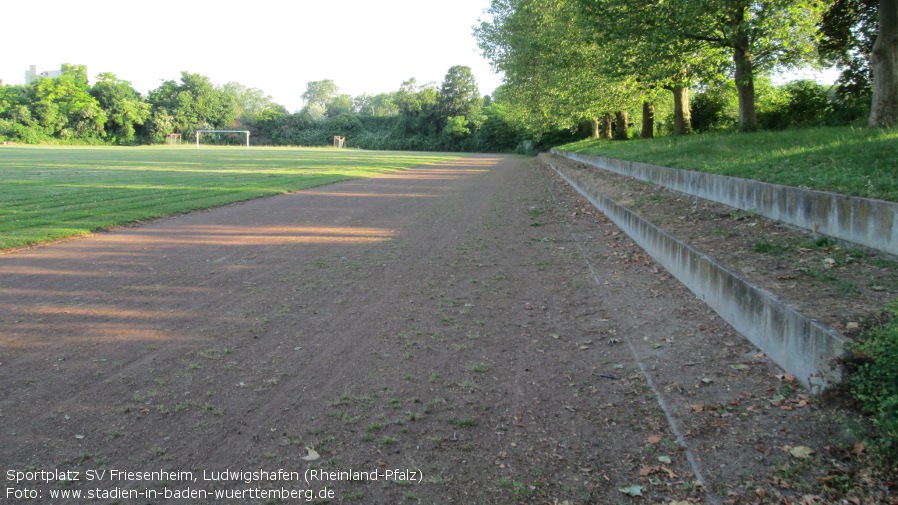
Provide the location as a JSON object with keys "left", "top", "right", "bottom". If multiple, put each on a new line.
{"left": 195, "top": 129, "right": 250, "bottom": 148}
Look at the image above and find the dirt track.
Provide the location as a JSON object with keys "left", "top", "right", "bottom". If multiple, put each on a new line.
{"left": 0, "top": 155, "right": 862, "bottom": 504}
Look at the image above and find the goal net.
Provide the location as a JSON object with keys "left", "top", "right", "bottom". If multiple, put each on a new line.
{"left": 333, "top": 136, "right": 346, "bottom": 148}
{"left": 195, "top": 129, "right": 250, "bottom": 148}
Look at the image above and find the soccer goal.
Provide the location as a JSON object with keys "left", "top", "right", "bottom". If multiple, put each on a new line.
{"left": 333, "top": 136, "right": 346, "bottom": 148}
{"left": 165, "top": 133, "right": 182, "bottom": 145}
{"left": 195, "top": 129, "right": 250, "bottom": 148}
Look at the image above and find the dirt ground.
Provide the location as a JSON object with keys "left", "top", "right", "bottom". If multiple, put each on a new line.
{"left": 0, "top": 155, "right": 891, "bottom": 504}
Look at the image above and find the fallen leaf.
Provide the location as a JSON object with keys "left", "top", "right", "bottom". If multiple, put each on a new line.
{"left": 790, "top": 446, "right": 815, "bottom": 459}
{"left": 852, "top": 441, "right": 865, "bottom": 455}
{"left": 302, "top": 447, "right": 320, "bottom": 461}
{"left": 729, "top": 364, "right": 750, "bottom": 371}
{"left": 646, "top": 435, "right": 662, "bottom": 444}
{"left": 639, "top": 466, "right": 653, "bottom": 477}
{"left": 619, "top": 485, "right": 643, "bottom": 497}
{"left": 700, "top": 377, "right": 714, "bottom": 384}
{"left": 690, "top": 404, "right": 705, "bottom": 412}
{"left": 658, "top": 455, "right": 672, "bottom": 464}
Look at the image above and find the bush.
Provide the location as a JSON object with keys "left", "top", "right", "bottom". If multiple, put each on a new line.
{"left": 851, "top": 303, "right": 898, "bottom": 465}
{"left": 691, "top": 81, "right": 739, "bottom": 133}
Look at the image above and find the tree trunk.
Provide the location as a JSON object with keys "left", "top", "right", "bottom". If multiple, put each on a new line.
{"left": 671, "top": 86, "right": 692, "bottom": 135}
{"left": 641, "top": 102, "right": 655, "bottom": 139}
{"left": 733, "top": 44, "right": 758, "bottom": 131}
{"left": 601, "top": 114, "right": 613, "bottom": 139}
{"left": 591, "top": 118, "right": 601, "bottom": 139}
{"left": 614, "top": 110, "right": 629, "bottom": 140}
{"left": 869, "top": 0, "right": 898, "bottom": 127}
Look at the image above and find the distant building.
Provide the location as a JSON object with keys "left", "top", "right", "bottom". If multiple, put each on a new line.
{"left": 25, "top": 65, "right": 65, "bottom": 84}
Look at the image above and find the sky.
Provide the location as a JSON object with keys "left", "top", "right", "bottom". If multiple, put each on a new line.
{"left": 1, "top": 0, "right": 504, "bottom": 112}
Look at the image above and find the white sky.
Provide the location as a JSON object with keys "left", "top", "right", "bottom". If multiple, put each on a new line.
{"left": 1, "top": 0, "right": 503, "bottom": 112}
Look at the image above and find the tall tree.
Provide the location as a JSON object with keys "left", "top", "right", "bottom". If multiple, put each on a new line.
{"left": 147, "top": 72, "right": 237, "bottom": 137}
{"left": 90, "top": 73, "right": 150, "bottom": 143}
{"left": 577, "top": 0, "right": 729, "bottom": 135}
{"left": 657, "top": 0, "right": 828, "bottom": 131}
{"left": 301, "top": 80, "right": 339, "bottom": 110}
{"left": 32, "top": 64, "right": 106, "bottom": 139}
{"left": 476, "top": 0, "right": 640, "bottom": 139}
{"left": 437, "top": 65, "right": 483, "bottom": 130}
{"left": 869, "top": 0, "right": 898, "bottom": 126}
{"left": 223, "top": 82, "right": 287, "bottom": 123}
{"left": 819, "top": 0, "right": 879, "bottom": 97}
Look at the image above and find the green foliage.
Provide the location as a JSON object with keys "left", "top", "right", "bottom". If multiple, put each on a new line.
{"left": 223, "top": 82, "right": 287, "bottom": 123}
{"left": 691, "top": 82, "right": 740, "bottom": 132}
{"left": 147, "top": 72, "right": 236, "bottom": 138}
{"left": 90, "top": 73, "right": 150, "bottom": 144}
{"left": 818, "top": 0, "right": 878, "bottom": 98}
{"left": 301, "top": 79, "right": 339, "bottom": 110}
{"left": 851, "top": 303, "right": 898, "bottom": 464}
{"left": 438, "top": 66, "right": 483, "bottom": 131}
{"left": 442, "top": 116, "right": 471, "bottom": 141}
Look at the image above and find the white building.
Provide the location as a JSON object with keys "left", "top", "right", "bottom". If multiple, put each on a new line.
{"left": 25, "top": 65, "right": 64, "bottom": 84}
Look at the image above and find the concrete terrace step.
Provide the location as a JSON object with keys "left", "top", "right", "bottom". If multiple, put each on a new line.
{"left": 541, "top": 152, "right": 857, "bottom": 391}
{"left": 553, "top": 149, "right": 898, "bottom": 257}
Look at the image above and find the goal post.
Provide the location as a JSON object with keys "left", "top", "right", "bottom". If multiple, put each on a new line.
{"left": 333, "top": 136, "right": 345, "bottom": 148}
{"left": 195, "top": 129, "right": 250, "bottom": 148}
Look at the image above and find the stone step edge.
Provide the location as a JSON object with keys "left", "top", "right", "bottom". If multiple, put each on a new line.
{"left": 551, "top": 149, "right": 898, "bottom": 258}
{"left": 543, "top": 156, "right": 847, "bottom": 391}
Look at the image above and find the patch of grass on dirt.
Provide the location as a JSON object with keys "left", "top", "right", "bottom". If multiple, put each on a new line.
{"left": 849, "top": 304, "right": 898, "bottom": 467}
{"left": 0, "top": 145, "right": 462, "bottom": 250}
{"left": 559, "top": 126, "right": 898, "bottom": 201}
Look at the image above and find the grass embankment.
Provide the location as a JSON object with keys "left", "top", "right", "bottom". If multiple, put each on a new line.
{"left": 0, "top": 146, "right": 460, "bottom": 250}
{"left": 560, "top": 126, "right": 898, "bottom": 202}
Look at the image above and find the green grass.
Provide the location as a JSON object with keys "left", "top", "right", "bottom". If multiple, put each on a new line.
{"left": 0, "top": 145, "right": 461, "bottom": 250}
{"left": 559, "top": 126, "right": 898, "bottom": 202}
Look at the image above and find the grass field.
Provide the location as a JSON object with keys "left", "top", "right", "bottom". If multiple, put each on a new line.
{"left": 559, "top": 126, "right": 898, "bottom": 202}
{"left": 0, "top": 146, "right": 461, "bottom": 250}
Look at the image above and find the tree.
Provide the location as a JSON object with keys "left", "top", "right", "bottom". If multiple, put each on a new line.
{"left": 355, "top": 93, "right": 398, "bottom": 116}
{"left": 147, "top": 72, "right": 237, "bottom": 137}
{"left": 394, "top": 78, "right": 440, "bottom": 135}
{"left": 223, "top": 82, "right": 287, "bottom": 123}
{"left": 819, "top": 0, "right": 879, "bottom": 97}
{"left": 869, "top": 0, "right": 898, "bottom": 126}
{"left": 577, "top": 0, "right": 730, "bottom": 135}
{"left": 32, "top": 64, "right": 106, "bottom": 139}
{"left": 91, "top": 73, "right": 150, "bottom": 143}
{"left": 301, "top": 80, "right": 339, "bottom": 111}
{"left": 657, "top": 0, "right": 829, "bottom": 131}
{"left": 438, "top": 66, "right": 483, "bottom": 130}
{"left": 476, "top": 0, "right": 641, "bottom": 138}
{"left": 325, "top": 94, "right": 355, "bottom": 118}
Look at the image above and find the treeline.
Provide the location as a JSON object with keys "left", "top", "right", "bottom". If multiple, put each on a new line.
{"left": 473, "top": 0, "right": 897, "bottom": 139}
{"left": 0, "top": 63, "right": 571, "bottom": 152}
